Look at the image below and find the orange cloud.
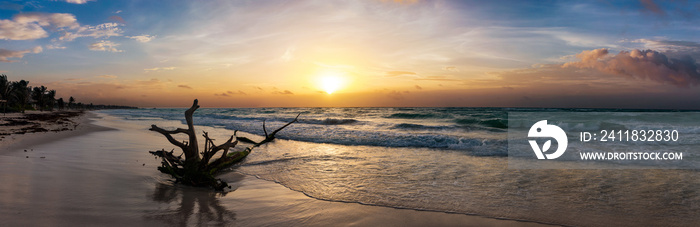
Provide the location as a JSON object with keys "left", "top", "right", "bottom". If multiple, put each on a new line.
{"left": 385, "top": 71, "right": 417, "bottom": 77}
{"left": 564, "top": 48, "right": 700, "bottom": 87}
{"left": 215, "top": 90, "right": 247, "bottom": 97}
{"left": 272, "top": 90, "right": 294, "bottom": 95}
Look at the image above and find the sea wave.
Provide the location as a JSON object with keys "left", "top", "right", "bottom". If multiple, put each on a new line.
{"left": 391, "top": 123, "right": 449, "bottom": 130}
{"left": 455, "top": 118, "right": 508, "bottom": 129}
{"left": 300, "top": 118, "right": 359, "bottom": 125}
{"left": 101, "top": 107, "right": 510, "bottom": 155}
{"left": 385, "top": 112, "right": 449, "bottom": 119}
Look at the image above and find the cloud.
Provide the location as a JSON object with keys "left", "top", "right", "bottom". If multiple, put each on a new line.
{"left": 444, "top": 66, "right": 457, "bottom": 71}
{"left": 144, "top": 67, "right": 175, "bottom": 72}
{"left": 563, "top": 48, "right": 700, "bottom": 87}
{"left": 109, "top": 16, "right": 125, "bottom": 24}
{"left": 414, "top": 85, "right": 422, "bottom": 90}
{"left": 386, "top": 90, "right": 410, "bottom": 100}
{"left": 280, "top": 46, "right": 295, "bottom": 62}
{"left": 89, "top": 40, "right": 122, "bottom": 52}
{"left": 46, "top": 44, "right": 66, "bottom": 49}
{"left": 14, "top": 13, "right": 78, "bottom": 28}
{"left": 60, "top": 22, "right": 123, "bottom": 41}
{"left": 96, "top": 75, "right": 117, "bottom": 78}
{"left": 639, "top": 0, "right": 665, "bottom": 15}
{"left": 0, "top": 2, "right": 24, "bottom": 11}
{"left": 632, "top": 39, "right": 700, "bottom": 54}
{"left": 272, "top": 90, "right": 294, "bottom": 95}
{"left": 0, "top": 46, "right": 42, "bottom": 62}
{"left": 216, "top": 90, "right": 247, "bottom": 97}
{"left": 0, "top": 12, "right": 124, "bottom": 45}
{"left": 0, "top": 12, "right": 125, "bottom": 57}
{"left": 414, "top": 76, "right": 461, "bottom": 81}
{"left": 230, "top": 90, "right": 247, "bottom": 95}
{"left": 566, "top": 48, "right": 609, "bottom": 64}
{"left": 0, "top": 13, "right": 78, "bottom": 40}
{"left": 65, "top": 0, "right": 94, "bottom": 4}
{"left": 136, "top": 78, "right": 161, "bottom": 86}
{"left": 385, "top": 71, "right": 417, "bottom": 77}
{"left": 178, "top": 85, "right": 192, "bottom": 89}
{"left": 127, "top": 35, "right": 156, "bottom": 43}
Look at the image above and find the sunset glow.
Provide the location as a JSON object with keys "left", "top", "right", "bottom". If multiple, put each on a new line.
{"left": 317, "top": 70, "right": 347, "bottom": 94}
{"left": 0, "top": 1, "right": 698, "bottom": 108}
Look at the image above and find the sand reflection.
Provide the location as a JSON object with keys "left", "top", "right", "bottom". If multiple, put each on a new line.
{"left": 147, "top": 180, "right": 239, "bottom": 226}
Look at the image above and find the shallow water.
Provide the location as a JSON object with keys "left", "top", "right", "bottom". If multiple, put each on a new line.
{"left": 101, "top": 108, "right": 700, "bottom": 226}
{"left": 238, "top": 138, "right": 700, "bottom": 226}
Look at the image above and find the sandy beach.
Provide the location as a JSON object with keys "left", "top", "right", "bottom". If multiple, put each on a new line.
{"left": 0, "top": 111, "right": 113, "bottom": 153}
{"left": 0, "top": 111, "right": 551, "bottom": 226}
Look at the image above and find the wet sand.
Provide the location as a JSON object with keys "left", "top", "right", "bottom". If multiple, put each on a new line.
{"left": 0, "top": 112, "right": 552, "bottom": 226}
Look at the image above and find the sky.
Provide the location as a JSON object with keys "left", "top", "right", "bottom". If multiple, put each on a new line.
{"left": 0, "top": 0, "right": 699, "bottom": 108}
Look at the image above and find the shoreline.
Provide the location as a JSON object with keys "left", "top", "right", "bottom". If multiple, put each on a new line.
{"left": 237, "top": 172, "right": 558, "bottom": 227}
{"left": 216, "top": 171, "right": 554, "bottom": 227}
{"left": 0, "top": 111, "right": 552, "bottom": 226}
{"left": 0, "top": 111, "right": 114, "bottom": 153}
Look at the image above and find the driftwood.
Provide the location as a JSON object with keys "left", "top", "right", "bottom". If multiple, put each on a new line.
{"left": 149, "top": 99, "right": 298, "bottom": 190}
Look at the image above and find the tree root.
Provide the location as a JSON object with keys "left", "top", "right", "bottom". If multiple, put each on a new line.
{"left": 149, "top": 99, "right": 298, "bottom": 190}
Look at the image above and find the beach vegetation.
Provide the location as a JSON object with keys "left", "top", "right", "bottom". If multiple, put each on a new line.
{"left": 0, "top": 75, "right": 61, "bottom": 113}
{"left": 0, "top": 75, "right": 134, "bottom": 113}
{"left": 10, "top": 79, "right": 31, "bottom": 113}
{"left": 31, "top": 86, "right": 57, "bottom": 111}
{"left": 68, "top": 96, "right": 75, "bottom": 109}
{"left": 0, "top": 75, "right": 10, "bottom": 114}
{"left": 57, "top": 98, "right": 65, "bottom": 110}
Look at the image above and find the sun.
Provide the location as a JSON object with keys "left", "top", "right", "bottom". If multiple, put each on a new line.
{"left": 321, "top": 75, "right": 342, "bottom": 94}
{"left": 317, "top": 70, "right": 346, "bottom": 94}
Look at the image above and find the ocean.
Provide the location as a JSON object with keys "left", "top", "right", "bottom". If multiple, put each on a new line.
{"left": 101, "top": 107, "right": 700, "bottom": 226}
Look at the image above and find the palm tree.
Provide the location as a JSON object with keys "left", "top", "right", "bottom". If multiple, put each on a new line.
{"left": 0, "top": 74, "right": 11, "bottom": 114}
{"left": 68, "top": 96, "right": 75, "bottom": 109}
{"left": 32, "top": 86, "right": 47, "bottom": 111}
{"left": 10, "top": 80, "right": 30, "bottom": 113}
{"left": 46, "top": 90, "right": 56, "bottom": 111}
{"left": 57, "top": 98, "right": 65, "bottom": 110}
